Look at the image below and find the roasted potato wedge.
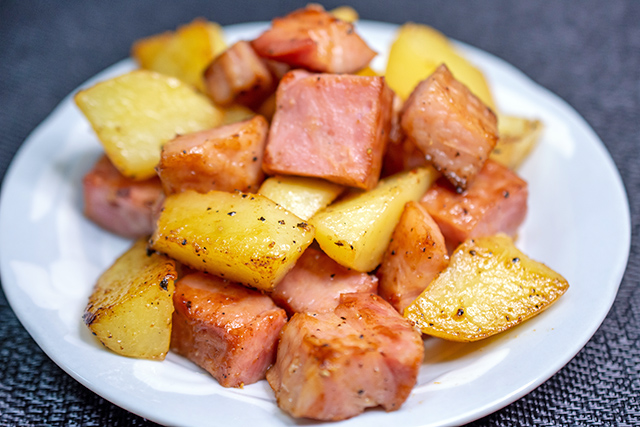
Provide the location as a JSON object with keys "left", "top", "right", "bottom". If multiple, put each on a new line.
{"left": 132, "top": 18, "right": 226, "bottom": 91}
{"left": 404, "top": 234, "right": 569, "bottom": 342}
{"left": 150, "top": 190, "right": 315, "bottom": 291}
{"left": 75, "top": 70, "right": 224, "bottom": 180}
{"left": 221, "top": 104, "right": 256, "bottom": 125}
{"left": 83, "top": 238, "right": 177, "bottom": 360}
{"left": 258, "top": 175, "right": 344, "bottom": 220}
{"left": 385, "top": 23, "right": 495, "bottom": 111}
{"left": 491, "top": 114, "right": 544, "bottom": 170}
{"left": 310, "top": 167, "right": 438, "bottom": 272}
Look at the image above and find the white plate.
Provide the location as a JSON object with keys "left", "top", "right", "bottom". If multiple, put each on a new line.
{"left": 0, "top": 21, "right": 631, "bottom": 427}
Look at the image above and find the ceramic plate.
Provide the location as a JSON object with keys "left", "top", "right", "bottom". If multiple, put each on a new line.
{"left": 0, "top": 21, "right": 631, "bottom": 426}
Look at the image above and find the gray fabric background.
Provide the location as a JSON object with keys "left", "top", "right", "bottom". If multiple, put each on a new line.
{"left": 1, "top": 1, "right": 638, "bottom": 425}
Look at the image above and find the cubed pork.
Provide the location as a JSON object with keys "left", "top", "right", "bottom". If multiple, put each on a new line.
{"left": 203, "top": 41, "right": 277, "bottom": 109}
{"left": 251, "top": 4, "right": 376, "bottom": 74}
{"left": 156, "top": 115, "right": 268, "bottom": 194}
{"left": 421, "top": 159, "right": 528, "bottom": 252}
{"left": 263, "top": 70, "right": 394, "bottom": 190}
{"left": 83, "top": 155, "right": 163, "bottom": 238}
{"left": 401, "top": 64, "right": 498, "bottom": 192}
{"left": 271, "top": 248, "right": 378, "bottom": 314}
{"left": 171, "top": 272, "right": 288, "bottom": 388}
{"left": 377, "top": 201, "right": 449, "bottom": 313}
{"left": 267, "top": 293, "right": 423, "bottom": 420}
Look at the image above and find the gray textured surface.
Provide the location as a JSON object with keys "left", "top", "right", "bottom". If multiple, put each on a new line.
{"left": 1, "top": 1, "right": 638, "bottom": 425}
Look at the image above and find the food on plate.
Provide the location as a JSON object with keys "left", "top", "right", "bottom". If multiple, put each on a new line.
{"left": 492, "top": 114, "right": 544, "bottom": 170}
{"left": 83, "top": 155, "right": 163, "bottom": 238}
{"left": 267, "top": 293, "right": 423, "bottom": 421}
{"left": 203, "top": 41, "right": 279, "bottom": 109}
{"left": 156, "top": 115, "right": 268, "bottom": 195}
{"left": 404, "top": 234, "right": 569, "bottom": 341}
{"left": 385, "top": 22, "right": 496, "bottom": 110}
{"left": 131, "top": 18, "right": 226, "bottom": 91}
{"left": 329, "top": 5, "right": 359, "bottom": 23}
{"left": 310, "top": 167, "right": 438, "bottom": 272}
{"left": 149, "top": 190, "right": 314, "bottom": 291}
{"left": 251, "top": 4, "right": 376, "bottom": 74}
{"left": 74, "top": 70, "right": 223, "bottom": 180}
{"left": 401, "top": 64, "right": 498, "bottom": 192}
{"left": 377, "top": 201, "right": 449, "bottom": 312}
{"left": 171, "top": 271, "right": 287, "bottom": 387}
{"left": 421, "top": 159, "right": 528, "bottom": 252}
{"left": 74, "top": 5, "right": 569, "bottom": 421}
{"left": 263, "top": 69, "right": 394, "bottom": 190}
{"left": 271, "top": 247, "right": 378, "bottom": 314}
{"left": 258, "top": 175, "right": 344, "bottom": 220}
{"left": 83, "top": 238, "right": 177, "bottom": 359}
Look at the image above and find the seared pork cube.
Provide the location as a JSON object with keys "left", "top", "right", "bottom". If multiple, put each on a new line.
{"left": 171, "top": 272, "right": 287, "bottom": 388}
{"left": 263, "top": 70, "right": 394, "bottom": 190}
{"left": 271, "top": 248, "right": 378, "bottom": 314}
{"left": 381, "top": 137, "right": 428, "bottom": 178}
{"left": 401, "top": 64, "right": 498, "bottom": 192}
{"left": 83, "top": 155, "right": 163, "bottom": 238}
{"left": 157, "top": 115, "right": 268, "bottom": 194}
{"left": 267, "top": 293, "right": 423, "bottom": 421}
{"left": 378, "top": 201, "right": 449, "bottom": 313}
{"left": 251, "top": 4, "right": 376, "bottom": 74}
{"left": 203, "top": 41, "right": 276, "bottom": 109}
{"left": 421, "top": 159, "right": 528, "bottom": 251}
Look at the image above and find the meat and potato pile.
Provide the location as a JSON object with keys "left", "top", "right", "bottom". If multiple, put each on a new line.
{"left": 77, "top": 4, "right": 567, "bottom": 422}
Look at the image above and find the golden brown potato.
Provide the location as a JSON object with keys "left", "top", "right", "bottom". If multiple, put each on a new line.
{"left": 74, "top": 70, "right": 224, "bottom": 180}
{"left": 385, "top": 23, "right": 495, "bottom": 111}
{"left": 150, "top": 190, "right": 315, "bottom": 291}
{"left": 132, "top": 18, "right": 226, "bottom": 91}
{"left": 258, "top": 175, "right": 344, "bottom": 220}
{"left": 83, "top": 238, "right": 177, "bottom": 360}
{"left": 310, "top": 167, "right": 438, "bottom": 272}
{"left": 491, "top": 114, "right": 544, "bottom": 170}
{"left": 404, "top": 234, "right": 569, "bottom": 342}
{"left": 330, "top": 5, "right": 359, "bottom": 23}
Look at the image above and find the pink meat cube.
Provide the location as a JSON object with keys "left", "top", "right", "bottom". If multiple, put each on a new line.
{"left": 421, "top": 159, "right": 528, "bottom": 252}
{"left": 377, "top": 201, "right": 449, "bottom": 313}
{"left": 401, "top": 64, "right": 498, "bottom": 192}
{"left": 263, "top": 70, "right": 394, "bottom": 190}
{"left": 156, "top": 115, "right": 268, "bottom": 194}
{"left": 251, "top": 4, "right": 376, "bottom": 74}
{"left": 171, "top": 272, "right": 288, "bottom": 388}
{"left": 203, "top": 41, "right": 276, "bottom": 109}
{"left": 267, "top": 293, "right": 423, "bottom": 421}
{"left": 271, "top": 248, "right": 378, "bottom": 314}
{"left": 83, "top": 155, "right": 163, "bottom": 238}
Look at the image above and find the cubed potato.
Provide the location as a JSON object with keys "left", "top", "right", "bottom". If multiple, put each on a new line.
{"left": 221, "top": 104, "right": 256, "bottom": 125}
{"left": 491, "top": 114, "right": 544, "bottom": 170}
{"left": 83, "top": 238, "right": 177, "bottom": 360}
{"left": 258, "top": 175, "right": 344, "bottom": 220}
{"left": 377, "top": 201, "right": 449, "bottom": 313}
{"left": 150, "top": 190, "right": 315, "bottom": 291}
{"left": 329, "top": 5, "right": 359, "bottom": 23}
{"left": 404, "top": 234, "right": 569, "bottom": 342}
{"left": 385, "top": 23, "right": 495, "bottom": 111}
{"left": 309, "top": 167, "right": 438, "bottom": 272}
{"left": 132, "top": 18, "right": 226, "bottom": 91}
{"left": 75, "top": 70, "right": 224, "bottom": 180}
